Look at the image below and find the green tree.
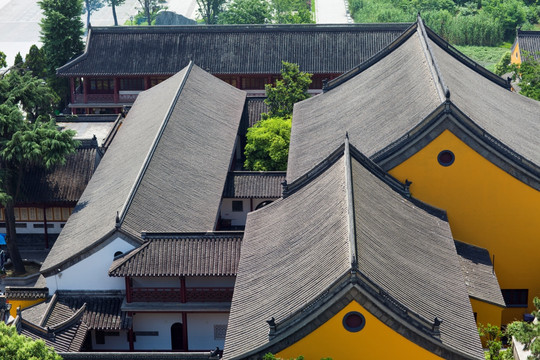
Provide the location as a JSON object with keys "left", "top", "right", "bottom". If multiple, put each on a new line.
{"left": 0, "top": 51, "right": 6, "bottom": 68}
{"left": 197, "top": 0, "right": 226, "bottom": 24}
{"left": 218, "top": 0, "right": 271, "bottom": 24}
{"left": 506, "top": 296, "right": 540, "bottom": 360}
{"left": 84, "top": 0, "right": 105, "bottom": 28}
{"left": 264, "top": 61, "right": 312, "bottom": 118}
{"left": 494, "top": 51, "right": 511, "bottom": 76}
{"left": 0, "top": 68, "right": 77, "bottom": 274}
{"left": 105, "top": 0, "right": 126, "bottom": 25}
{"left": 482, "top": 0, "right": 529, "bottom": 40}
{"left": 272, "top": 0, "right": 314, "bottom": 23}
{"left": 24, "top": 45, "right": 47, "bottom": 79}
{"left": 244, "top": 116, "right": 291, "bottom": 171}
{"left": 13, "top": 52, "right": 23, "bottom": 67}
{"left": 478, "top": 323, "right": 513, "bottom": 360}
{"left": 511, "top": 51, "right": 540, "bottom": 101}
{"left": 0, "top": 322, "right": 62, "bottom": 360}
{"left": 39, "top": 0, "right": 84, "bottom": 106}
{"left": 136, "top": 0, "right": 167, "bottom": 25}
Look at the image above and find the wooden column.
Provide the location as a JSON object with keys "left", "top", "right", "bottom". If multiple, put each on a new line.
{"left": 70, "top": 77, "right": 75, "bottom": 105}
{"left": 42, "top": 207, "right": 49, "bottom": 249}
{"left": 144, "top": 76, "right": 150, "bottom": 90}
{"left": 128, "top": 312, "right": 134, "bottom": 351}
{"left": 180, "top": 276, "right": 186, "bottom": 303}
{"left": 182, "top": 312, "right": 188, "bottom": 351}
{"left": 83, "top": 77, "right": 89, "bottom": 103}
{"left": 236, "top": 76, "right": 241, "bottom": 89}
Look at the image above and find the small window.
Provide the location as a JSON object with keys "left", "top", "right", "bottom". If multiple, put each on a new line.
{"left": 232, "top": 201, "right": 243, "bottom": 212}
{"left": 343, "top": 311, "right": 366, "bottom": 332}
{"left": 502, "top": 289, "right": 528, "bottom": 307}
{"left": 437, "top": 150, "right": 455, "bottom": 167}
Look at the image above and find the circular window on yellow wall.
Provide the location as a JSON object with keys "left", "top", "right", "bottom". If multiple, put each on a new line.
{"left": 437, "top": 150, "right": 455, "bottom": 167}
{"left": 343, "top": 311, "right": 366, "bottom": 332}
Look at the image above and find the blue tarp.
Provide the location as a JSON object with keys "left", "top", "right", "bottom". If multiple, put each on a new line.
{"left": 0, "top": 233, "right": 6, "bottom": 245}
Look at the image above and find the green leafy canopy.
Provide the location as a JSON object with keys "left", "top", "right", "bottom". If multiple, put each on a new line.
{"left": 244, "top": 116, "right": 292, "bottom": 171}
{"left": 0, "top": 322, "right": 62, "bottom": 360}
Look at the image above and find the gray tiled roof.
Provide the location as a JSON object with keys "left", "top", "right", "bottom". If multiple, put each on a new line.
{"left": 57, "top": 24, "right": 412, "bottom": 77}
{"left": 109, "top": 234, "right": 242, "bottom": 277}
{"left": 455, "top": 241, "right": 505, "bottom": 307}
{"left": 223, "top": 172, "right": 285, "bottom": 198}
{"left": 516, "top": 30, "right": 540, "bottom": 61}
{"left": 224, "top": 143, "right": 482, "bottom": 359}
{"left": 287, "top": 21, "right": 540, "bottom": 184}
{"left": 41, "top": 64, "right": 246, "bottom": 275}
{"left": 17, "top": 140, "right": 98, "bottom": 204}
{"left": 5, "top": 287, "right": 49, "bottom": 299}
{"left": 20, "top": 318, "right": 88, "bottom": 352}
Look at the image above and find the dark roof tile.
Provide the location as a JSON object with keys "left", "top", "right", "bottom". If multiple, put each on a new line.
{"left": 223, "top": 172, "right": 285, "bottom": 198}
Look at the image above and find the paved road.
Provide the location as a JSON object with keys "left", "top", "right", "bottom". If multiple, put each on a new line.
{"left": 316, "top": 0, "right": 351, "bottom": 24}
{"left": 0, "top": 0, "right": 197, "bottom": 68}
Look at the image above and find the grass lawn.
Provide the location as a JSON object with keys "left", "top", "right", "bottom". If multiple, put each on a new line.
{"left": 454, "top": 45, "right": 509, "bottom": 73}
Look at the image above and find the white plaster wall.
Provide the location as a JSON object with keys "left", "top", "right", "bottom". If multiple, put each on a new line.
{"left": 185, "top": 276, "right": 235, "bottom": 287}
{"left": 90, "top": 330, "right": 130, "bottom": 350}
{"left": 132, "top": 312, "right": 183, "bottom": 350}
{"left": 132, "top": 277, "right": 180, "bottom": 287}
{"left": 45, "top": 237, "right": 135, "bottom": 293}
{"left": 0, "top": 222, "right": 65, "bottom": 234}
{"left": 220, "top": 198, "right": 249, "bottom": 226}
{"left": 187, "top": 313, "right": 229, "bottom": 351}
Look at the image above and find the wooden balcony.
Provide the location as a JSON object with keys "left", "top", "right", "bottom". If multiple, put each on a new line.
{"left": 130, "top": 287, "right": 233, "bottom": 303}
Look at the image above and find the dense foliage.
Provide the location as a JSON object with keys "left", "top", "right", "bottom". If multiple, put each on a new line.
{"left": 0, "top": 322, "right": 62, "bottom": 360}
{"left": 264, "top": 61, "right": 312, "bottom": 118}
{"left": 506, "top": 297, "right": 540, "bottom": 359}
{"left": 244, "top": 116, "right": 292, "bottom": 171}
{"left": 512, "top": 51, "right": 540, "bottom": 100}
{"left": 24, "top": 45, "right": 47, "bottom": 79}
{"left": 218, "top": 0, "right": 314, "bottom": 24}
{"left": 39, "top": 0, "right": 84, "bottom": 106}
{"left": 197, "top": 0, "right": 227, "bottom": 24}
{"left": 0, "top": 66, "right": 78, "bottom": 274}
{"left": 136, "top": 0, "right": 167, "bottom": 25}
{"left": 348, "top": 0, "right": 540, "bottom": 46}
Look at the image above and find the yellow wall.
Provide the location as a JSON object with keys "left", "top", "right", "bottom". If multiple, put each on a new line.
{"left": 470, "top": 298, "right": 503, "bottom": 327}
{"left": 277, "top": 301, "right": 443, "bottom": 360}
{"left": 511, "top": 42, "right": 521, "bottom": 64}
{"left": 8, "top": 298, "right": 45, "bottom": 318}
{"left": 389, "top": 130, "right": 540, "bottom": 323}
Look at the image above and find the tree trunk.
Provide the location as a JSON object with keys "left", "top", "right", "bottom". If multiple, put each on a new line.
{"left": 112, "top": 3, "right": 118, "bottom": 26}
{"left": 4, "top": 200, "right": 25, "bottom": 275}
{"left": 145, "top": 3, "right": 151, "bottom": 25}
{"left": 87, "top": 7, "right": 91, "bottom": 29}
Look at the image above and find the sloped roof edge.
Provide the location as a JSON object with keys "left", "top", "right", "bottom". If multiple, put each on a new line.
{"left": 227, "top": 276, "right": 481, "bottom": 360}
{"left": 372, "top": 101, "right": 540, "bottom": 190}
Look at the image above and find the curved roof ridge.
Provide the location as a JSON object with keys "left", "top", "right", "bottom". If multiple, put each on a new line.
{"left": 324, "top": 22, "right": 419, "bottom": 91}
{"left": 424, "top": 26, "right": 511, "bottom": 90}
{"left": 344, "top": 135, "right": 358, "bottom": 268}
{"left": 417, "top": 14, "right": 448, "bottom": 102}
{"left": 117, "top": 61, "right": 194, "bottom": 227}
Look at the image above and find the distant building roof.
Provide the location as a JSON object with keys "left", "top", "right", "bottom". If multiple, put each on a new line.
{"left": 287, "top": 19, "right": 540, "bottom": 188}
{"left": 515, "top": 30, "right": 540, "bottom": 61}
{"left": 455, "top": 241, "right": 505, "bottom": 307}
{"left": 223, "top": 172, "right": 285, "bottom": 199}
{"left": 109, "top": 234, "right": 242, "bottom": 277}
{"left": 56, "top": 23, "right": 412, "bottom": 77}
{"left": 17, "top": 139, "right": 99, "bottom": 205}
{"left": 41, "top": 63, "right": 246, "bottom": 276}
{"left": 224, "top": 140, "right": 482, "bottom": 360}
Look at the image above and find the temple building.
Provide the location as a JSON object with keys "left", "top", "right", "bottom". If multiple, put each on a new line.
{"left": 511, "top": 29, "right": 540, "bottom": 64}
{"left": 55, "top": 24, "right": 410, "bottom": 114}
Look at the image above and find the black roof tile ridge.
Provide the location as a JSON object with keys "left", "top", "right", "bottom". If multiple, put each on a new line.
{"left": 344, "top": 134, "right": 358, "bottom": 268}
{"left": 48, "top": 303, "right": 86, "bottom": 333}
{"left": 517, "top": 29, "right": 540, "bottom": 36}
{"left": 323, "top": 22, "right": 418, "bottom": 92}
{"left": 56, "top": 28, "right": 92, "bottom": 75}
{"left": 39, "top": 292, "right": 58, "bottom": 327}
{"left": 285, "top": 144, "right": 345, "bottom": 197}
{"left": 117, "top": 62, "right": 194, "bottom": 228}
{"left": 348, "top": 144, "right": 448, "bottom": 220}
{"left": 140, "top": 231, "right": 244, "bottom": 239}
{"left": 89, "top": 23, "right": 413, "bottom": 34}
{"left": 229, "top": 171, "right": 286, "bottom": 175}
{"left": 108, "top": 242, "right": 150, "bottom": 276}
{"left": 417, "top": 14, "right": 448, "bottom": 102}
{"left": 424, "top": 25, "right": 511, "bottom": 90}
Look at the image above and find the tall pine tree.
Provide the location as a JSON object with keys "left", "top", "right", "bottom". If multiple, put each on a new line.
{"left": 39, "top": 0, "right": 84, "bottom": 108}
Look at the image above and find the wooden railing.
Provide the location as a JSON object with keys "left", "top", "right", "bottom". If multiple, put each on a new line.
{"left": 130, "top": 287, "right": 233, "bottom": 303}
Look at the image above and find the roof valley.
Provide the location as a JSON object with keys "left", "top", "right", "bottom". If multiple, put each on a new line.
{"left": 344, "top": 134, "right": 358, "bottom": 269}
{"left": 117, "top": 61, "right": 194, "bottom": 228}
{"left": 416, "top": 14, "right": 448, "bottom": 102}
